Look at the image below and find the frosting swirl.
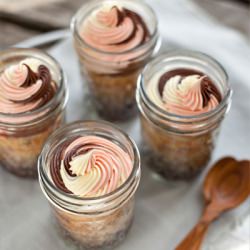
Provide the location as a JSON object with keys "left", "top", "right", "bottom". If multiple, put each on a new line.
{"left": 0, "top": 58, "right": 56, "bottom": 117}
{"left": 50, "top": 136, "right": 133, "bottom": 197}
{"left": 81, "top": 5, "right": 150, "bottom": 56}
{"left": 147, "top": 69, "right": 222, "bottom": 116}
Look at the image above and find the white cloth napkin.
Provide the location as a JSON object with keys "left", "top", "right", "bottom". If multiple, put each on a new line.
{"left": 0, "top": 0, "right": 249, "bottom": 250}
{"left": 47, "top": 0, "right": 250, "bottom": 247}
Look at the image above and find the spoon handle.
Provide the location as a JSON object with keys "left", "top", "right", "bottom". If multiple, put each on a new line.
{"left": 175, "top": 222, "right": 209, "bottom": 250}
{"left": 175, "top": 204, "right": 220, "bottom": 250}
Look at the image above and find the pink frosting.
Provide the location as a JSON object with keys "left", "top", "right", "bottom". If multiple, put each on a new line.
{"left": 0, "top": 58, "right": 56, "bottom": 124}
{"left": 57, "top": 136, "right": 133, "bottom": 197}
{"left": 162, "top": 75, "right": 220, "bottom": 116}
{"left": 80, "top": 5, "right": 150, "bottom": 63}
{"left": 0, "top": 63, "right": 42, "bottom": 114}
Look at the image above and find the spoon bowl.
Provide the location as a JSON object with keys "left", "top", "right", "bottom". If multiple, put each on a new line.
{"left": 203, "top": 157, "right": 250, "bottom": 213}
{"left": 175, "top": 157, "right": 250, "bottom": 250}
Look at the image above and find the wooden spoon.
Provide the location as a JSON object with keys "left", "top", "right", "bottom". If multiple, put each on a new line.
{"left": 175, "top": 157, "right": 250, "bottom": 250}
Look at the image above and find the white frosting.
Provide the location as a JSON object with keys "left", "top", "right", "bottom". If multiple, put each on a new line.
{"left": 146, "top": 70, "right": 219, "bottom": 115}
{"left": 58, "top": 136, "right": 132, "bottom": 197}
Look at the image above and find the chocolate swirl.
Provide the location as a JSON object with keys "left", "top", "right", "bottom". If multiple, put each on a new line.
{"left": 116, "top": 7, "right": 149, "bottom": 45}
{"left": 50, "top": 138, "right": 77, "bottom": 193}
{"left": 50, "top": 140, "right": 100, "bottom": 193}
{"left": 0, "top": 58, "right": 57, "bottom": 116}
{"left": 50, "top": 136, "right": 133, "bottom": 197}
{"left": 147, "top": 68, "right": 222, "bottom": 116}
{"left": 81, "top": 5, "right": 150, "bottom": 54}
{"left": 200, "top": 77, "right": 222, "bottom": 107}
{"left": 13, "top": 65, "right": 55, "bottom": 108}
{"left": 159, "top": 69, "right": 221, "bottom": 110}
{"left": 21, "top": 64, "right": 38, "bottom": 87}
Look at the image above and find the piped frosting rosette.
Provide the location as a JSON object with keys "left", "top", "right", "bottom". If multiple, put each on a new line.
{"left": 147, "top": 70, "right": 222, "bottom": 116}
{"left": 0, "top": 58, "right": 57, "bottom": 124}
{"left": 50, "top": 136, "right": 133, "bottom": 197}
{"left": 78, "top": 4, "right": 151, "bottom": 73}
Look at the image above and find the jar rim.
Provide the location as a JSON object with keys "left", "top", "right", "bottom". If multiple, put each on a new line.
{"left": 71, "top": 0, "right": 159, "bottom": 56}
{"left": 0, "top": 48, "right": 68, "bottom": 126}
{"left": 137, "top": 50, "right": 232, "bottom": 122}
{"left": 38, "top": 120, "right": 141, "bottom": 203}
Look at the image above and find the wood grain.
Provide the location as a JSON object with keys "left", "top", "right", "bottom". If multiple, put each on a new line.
{"left": 175, "top": 157, "right": 250, "bottom": 250}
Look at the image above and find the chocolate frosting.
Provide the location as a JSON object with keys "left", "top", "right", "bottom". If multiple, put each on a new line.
{"left": 113, "top": 6, "right": 125, "bottom": 26}
{"left": 100, "top": 6, "right": 150, "bottom": 46}
{"left": 158, "top": 69, "right": 222, "bottom": 108}
{"left": 21, "top": 64, "right": 38, "bottom": 87}
{"left": 122, "top": 8, "right": 150, "bottom": 45}
{"left": 50, "top": 137, "right": 96, "bottom": 193}
{"left": 201, "top": 77, "right": 222, "bottom": 107}
{"left": 13, "top": 64, "right": 56, "bottom": 108}
{"left": 50, "top": 139, "right": 75, "bottom": 193}
{"left": 87, "top": 6, "right": 150, "bottom": 47}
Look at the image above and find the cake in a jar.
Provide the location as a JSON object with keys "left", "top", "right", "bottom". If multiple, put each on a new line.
{"left": 0, "top": 49, "right": 67, "bottom": 177}
{"left": 72, "top": 0, "right": 159, "bottom": 120}
{"left": 137, "top": 51, "right": 232, "bottom": 180}
{"left": 38, "top": 121, "right": 141, "bottom": 249}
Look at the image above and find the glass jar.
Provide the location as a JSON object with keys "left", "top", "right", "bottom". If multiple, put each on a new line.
{"left": 0, "top": 48, "right": 68, "bottom": 178}
{"left": 136, "top": 51, "right": 232, "bottom": 180}
{"left": 38, "top": 121, "right": 141, "bottom": 249}
{"left": 71, "top": 0, "right": 160, "bottom": 121}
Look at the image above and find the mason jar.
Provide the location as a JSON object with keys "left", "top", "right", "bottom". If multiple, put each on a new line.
{"left": 38, "top": 121, "right": 141, "bottom": 249}
{"left": 136, "top": 51, "right": 232, "bottom": 180}
{"left": 71, "top": 0, "right": 160, "bottom": 121}
{"left": 0, "top": 48, "right": 68, "bottom": 178}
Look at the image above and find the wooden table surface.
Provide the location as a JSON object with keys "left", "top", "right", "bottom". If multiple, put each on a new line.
{"left": 0, "top": 0, "right": 249, "bottom": 49}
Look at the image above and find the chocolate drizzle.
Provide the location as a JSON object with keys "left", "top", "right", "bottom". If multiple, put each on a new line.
{"left": 158, "top": 69, "right": 222, "bottom": 108}
{"left": 50, "top": 137, "right": 95, "bottom": 193}
{"left": 12, "top": 64, "right": 56, "bottom": 108}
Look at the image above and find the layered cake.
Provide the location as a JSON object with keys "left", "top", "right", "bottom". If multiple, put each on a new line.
{"left": 38, "top": 121, "right": 141, "bottom": 249}
{"left": 0, "top": 50, "right": 67, "bottom": 177}
{"left": 137, "top": 52, "right": 231, "bottom": 180}
{"left": 72, "top": 0, "right": 159, "bottom": 120}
